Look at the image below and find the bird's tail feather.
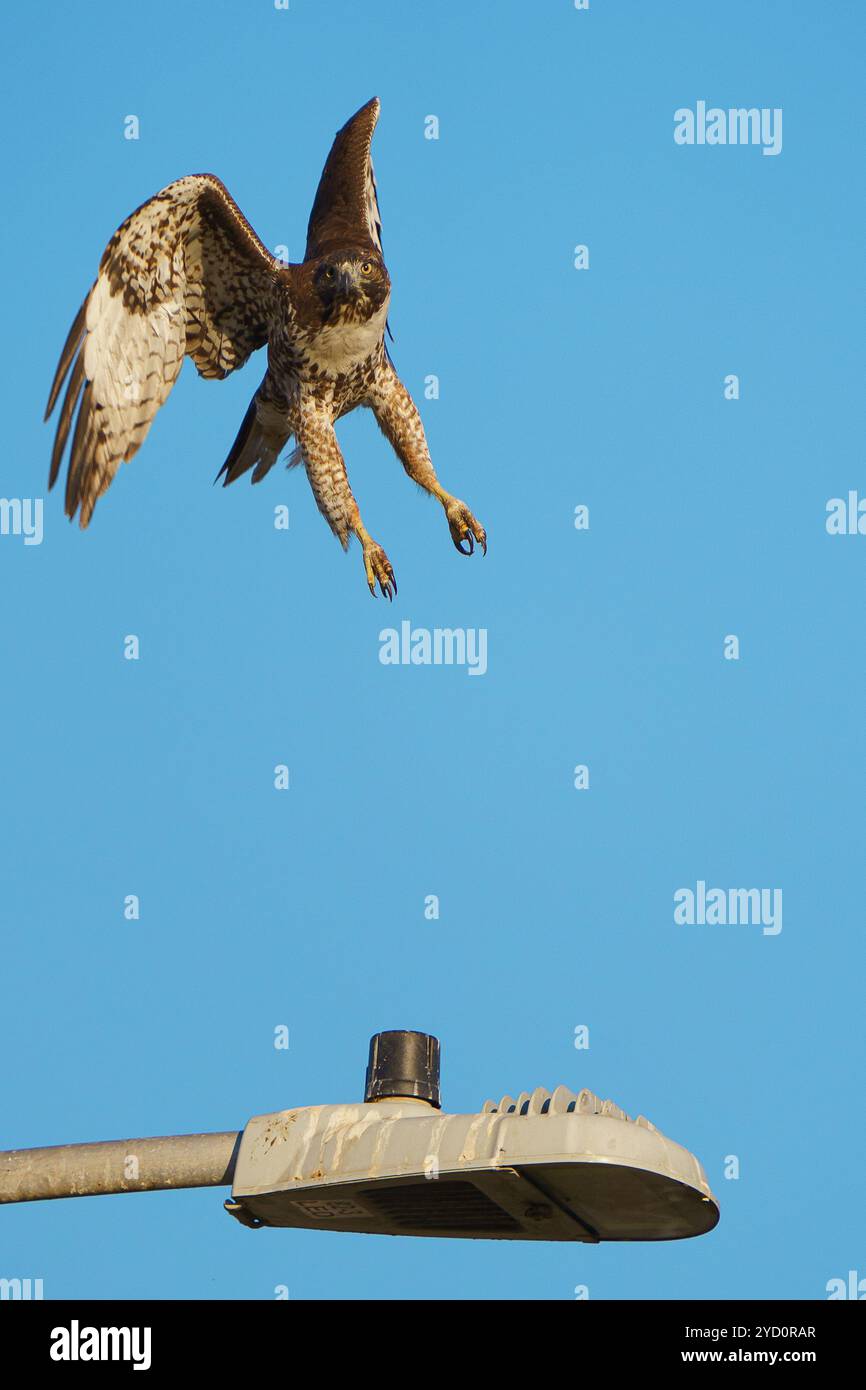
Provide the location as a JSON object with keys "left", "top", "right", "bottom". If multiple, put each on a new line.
{"left": 216, "top": 393, "right": 292, "bottom": 487}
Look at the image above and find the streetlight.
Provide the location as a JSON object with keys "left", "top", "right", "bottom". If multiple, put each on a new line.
{"left": 0, "top": 1030, "right": 719, "bottom": 1242}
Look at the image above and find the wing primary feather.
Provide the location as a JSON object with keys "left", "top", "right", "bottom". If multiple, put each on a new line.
{"left": 65, "top": 380, "right": 94, "bottom": 520}
{"left": 49, "top": 353, "right": 86, "bottom": 490}
{"left": 44, "top": 296, "right": 89, "bottom": 421}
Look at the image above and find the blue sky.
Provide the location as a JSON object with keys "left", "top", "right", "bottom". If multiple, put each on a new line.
{"left": 1, "top": 0, "right": 863, "bottom": 1299}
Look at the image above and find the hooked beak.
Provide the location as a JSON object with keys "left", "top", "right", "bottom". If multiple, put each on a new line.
{"left": 335, "top": 266, "right": 358, "bottom": 297}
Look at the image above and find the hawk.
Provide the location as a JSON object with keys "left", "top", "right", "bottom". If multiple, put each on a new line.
{"left": 45, "top": 98, "right": 486, "bottom": 597}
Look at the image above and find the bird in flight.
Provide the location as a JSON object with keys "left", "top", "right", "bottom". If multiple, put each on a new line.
{"left": 45, "top": 97, "right": 486, "bottom": 597}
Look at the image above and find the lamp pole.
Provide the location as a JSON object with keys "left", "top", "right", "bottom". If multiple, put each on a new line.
{"left": 0, "top": 1131, "right": 241, "bottom": 1204}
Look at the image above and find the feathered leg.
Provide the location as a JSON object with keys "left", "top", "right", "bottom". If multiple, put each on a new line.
{"left": 296, "top": 396, "right": 396, "bottom": 599}
{"left": 367, "top": 357, "right": 486, "bottom": 556}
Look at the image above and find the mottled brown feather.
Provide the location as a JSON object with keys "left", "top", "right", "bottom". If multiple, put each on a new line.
{"left": 45, "top": 175, "right": 280, "bottom": 524}
{"left": 305, "top": 97, "right": 382, "bottom": 260}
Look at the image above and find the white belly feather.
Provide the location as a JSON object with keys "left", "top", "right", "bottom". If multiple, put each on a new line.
{"left": 306, "top": 301, "right": 389, "bottom": 376}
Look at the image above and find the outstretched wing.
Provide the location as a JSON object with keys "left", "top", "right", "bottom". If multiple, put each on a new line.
{"left": 45, "top": 175, "right": 281, "bottom": 527}
{"left": 304, "top": 97, "right": 384, "bottom": 260}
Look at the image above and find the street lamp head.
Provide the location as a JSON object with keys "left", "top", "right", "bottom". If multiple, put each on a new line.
{"left": 225, "top": 1032, "right": 719, "bottom": 1242}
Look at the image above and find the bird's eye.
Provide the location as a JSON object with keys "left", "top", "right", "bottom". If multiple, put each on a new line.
{"left": 360, "top": 261, "right": 374, "bottom": 276}
{"left": 323, "top": 266, "right": 335, "bottom": 280}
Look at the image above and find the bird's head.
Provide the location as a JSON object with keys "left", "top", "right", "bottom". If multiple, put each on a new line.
{"left": 312, "top": 250, "right": 390, "bottom": 319}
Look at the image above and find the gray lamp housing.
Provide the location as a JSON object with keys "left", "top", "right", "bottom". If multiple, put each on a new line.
{"left": 227, "top": 1036, "right": 719, "bottom": 1242}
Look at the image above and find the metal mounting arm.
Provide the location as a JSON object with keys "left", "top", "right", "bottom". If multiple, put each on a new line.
{"left": 0, "top": 1132, "right": 241, "bottom": 1204}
